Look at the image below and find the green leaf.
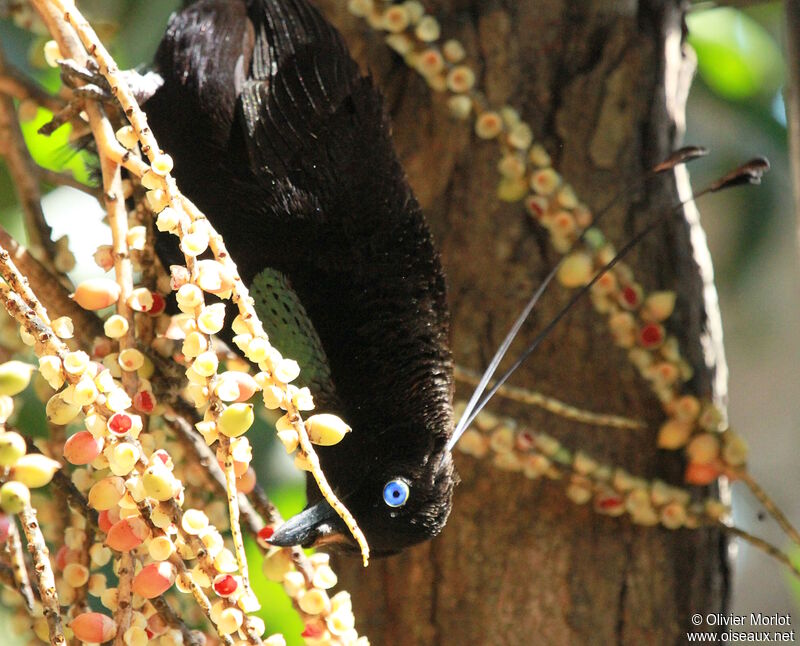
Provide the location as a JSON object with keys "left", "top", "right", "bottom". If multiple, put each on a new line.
{"left": 687, "top": 8, "right": 784, "bottom": 101}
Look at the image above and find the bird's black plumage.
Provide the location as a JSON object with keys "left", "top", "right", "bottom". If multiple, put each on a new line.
{"left": 145, "top": 0, "right": 456, "bottom": 555}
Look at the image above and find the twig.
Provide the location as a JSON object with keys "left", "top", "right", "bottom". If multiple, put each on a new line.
{"left": 0, "top": 560, "right": 18, "bottom": 590}
{"left": 149, "top": 596, "right": 201, "bottom": 646}
{"left": 34, "top": 165, "right": 99, "bottom": 198}
{"left": 0, "top": 66, "right": 65, "bottom": 113}
{"left": 723, "top": 523, "right": 800, "bottom": 579}
{"left": 219, "top": 436, "right": 254, "bottom": 600}
{"left": 19, "top": 503, "right": 66, "bottom": 646}
{"left": 454, "top": 365, "right": 646, "bottom": 430}
{"left": 4, "top": 519, "right": 35, "bottom": 612}
{"left": 112, "top": 552, "right": 134, "bottom": 646}
{"left": 0, "top": 225, "right": 98, "bottom": 335}
{"left": 0, "top": 239, "right": 52, "bottom": 326}
{"left": 737, "top": 470, "right": 800, "bottom": 547}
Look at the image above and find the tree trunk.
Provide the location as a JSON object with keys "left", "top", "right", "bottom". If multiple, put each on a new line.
{"left": 317, "top": 1, "right": 729, "bottom": 643}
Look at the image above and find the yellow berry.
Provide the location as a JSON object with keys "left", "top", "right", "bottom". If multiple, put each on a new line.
{"left": 415, "top": 16, "right": 440, "bottom": 42}
{"left": 383, "top": 6, "right": 410, "bottom": 33}
{"left": 88, "top": 476, "right": 126, "bottom": 510}
{"left": 306, "top": 414, "right": 351, "bottom": 446}
{"left": 12, "top": 454, "right": 61, "bottom": 488}
{"left": 181, "top": 509, "right": 209, "bottom": 535}
{"left": 447, "top": 95, "right": 473, "bottom": 119}
{"left": 142, "top": 464, "right": 178, "bottom": 502}
{"left": 145, "top": 188, "right": 169, "bottom": 213}
{"left": 196, "top": 303, "right": 226, "bottom": 335}
{"left": 274, "top": 358, "right": 300, "bottom": 383}
{"left": 0, "top": 432, "right": 26, "bottom": 467}
{"left": 63, "top": 350, "right": 91, "bottom": 375}
{"left": 46, "top": 393, "right": 81, "bottom": 425}
{"left": 298, "top": 588, "right": 331, "bottom": 615}
{"left": 126, "top": 226, "right": 147, "bottom": 251}
{"left": 557, "top": 252, "right": 594, "bottom": 288}
{"left": 63, "top": 562, "right": 90, "bottom": 588}
{"left": 218, "top": 403, "right": 254, "bottom": 438}
{"left": 115, "top": 126, "right": 138, "bottom": 150}
{"left": 43, "top": 40, "right": 62, "bottom": 67}
{"left": 108, "top": 442, "right": 139, "bottom": 477}
{"left": 657, "top": 419, "right": 693, "bottom": 450}
{"left": 51, "top": 316, "right": 74, "bottom": 339}
{"left": 155, "top": 207, "right": 180, "bottom": 232}
{"left": 443, "top": 39, "right": 466, "bottom": 62}
{"left": 148, "top": 535, "right": 175, "bottom": 562}
{"left": 475, "top": 111, "right": 503, "bottom": 139}
{"left": 151, "top": 153, "right": 174, "bottom": 176}
{"left": 192, "top": 351, "right": 219, "bottom": 377}
{"left": 0, "top": 481, "right": 30, "bottom": 513}
{"left": 104, "top": 315, "right": 129, "bottom": 339}
{"left": 217, "top": 607, "right": 243, "bottom": 635}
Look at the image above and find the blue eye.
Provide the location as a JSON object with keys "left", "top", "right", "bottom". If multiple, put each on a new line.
{"left": 382, "top": 479, "right": 410, "bottom": 508}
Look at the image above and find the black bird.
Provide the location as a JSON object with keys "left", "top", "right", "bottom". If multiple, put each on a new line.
{"left": 145, "top": 0, "right": 457, "bottom": 556}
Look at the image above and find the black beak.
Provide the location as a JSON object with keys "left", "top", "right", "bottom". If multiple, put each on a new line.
{"left": 268, "top": 498, "right": 354, "bottom": 549}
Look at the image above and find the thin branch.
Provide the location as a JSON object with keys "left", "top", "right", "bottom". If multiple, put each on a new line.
{"left": 149, "top": 596, "right": 201, "bottom": 646}
{"left": 723, "top": 523, "right": 800, "bottom": 579}
{"left": 0, "top": 66, "right": 65, "bottom": 113}
{"left": 112, "top": 552, "right": 134, "bottom": 646}
{"left": 19, "top": 503, "right": 66, "bottom": 646}
{"left": 35, "top": 165, "right": 101, "bottom": 199}
{"left": 737, "top": 470, "right": 800, "bottom": 547}
{"left": 0, "top": 225, "right": 98, "bottom": 333}
{"left": 4, "top": 518, "right": 35, "bottom": 612}
{"left": 219, "top": 436, "right": 254, "bottom": 601}
{"left": 454, "top": 365, "right": 646, "bottom": 430}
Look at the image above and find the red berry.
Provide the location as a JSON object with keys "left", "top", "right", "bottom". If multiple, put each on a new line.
{"left": 108, "top": 412, "right": 133, "bottom": 435}
{"left": 213, "top": 574, "right": 238, "bottom": 597}
{"left": 97, "top": 510, "right": 113, "bottom": 534}
{"left": 0, "top": 515, "right": 10, "bottom": 543}
{"left": 621, "top": 286, "right": 640, "bottom": 308}
{"left": 596, "top": 495, "right": 623, "bottom": 510}
{"left": 133, "top": 391, "right": 155, "bottom": 414}
{"left": 639, "top": 323, "right": 664, "bottom": 348}
{"left": 147, "top": 293, "right": 166, "bottom": 316}
{"left": 257, "top": 526, "right": 274, "bottom": 548}
{"left": 301, "top": 622, "right": 325, "bottom": 639}
{"left": 153, "top": 450, "right": 170, "bottom": 465}
{"left": 516, "top": 430, "right": 535, "bottom": 451}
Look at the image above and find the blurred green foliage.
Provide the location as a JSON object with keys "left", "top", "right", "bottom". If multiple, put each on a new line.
{"left": 688, "top": 7, "right": 784, "bottom": 101}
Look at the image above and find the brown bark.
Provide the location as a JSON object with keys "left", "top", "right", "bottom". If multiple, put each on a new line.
{"left": 317, "top": 1, "right": 728, "bottom": 644}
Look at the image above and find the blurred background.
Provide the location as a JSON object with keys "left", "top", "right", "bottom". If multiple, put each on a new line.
{"left": 0, "top": 0, "right": 797, "bottom": 641}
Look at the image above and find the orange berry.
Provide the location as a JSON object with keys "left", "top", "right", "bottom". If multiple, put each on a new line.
{"left": 64, "top": 431, "right": 103, "bottom": 465}
{"left": 72, "top": 278, "right": 121, "bottom": 311}
{"left": 105, "top": 517, "right": 150, "bottom": 552}
{"left": 132, "top": 562, "right": 176, "bottom": 599}
{"left": 70, "top": 613, "right": 117, "bottom": 643}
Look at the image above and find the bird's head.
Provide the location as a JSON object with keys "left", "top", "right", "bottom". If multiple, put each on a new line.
{"left": 269, "top": 428, "right": 457, "bottom": 557}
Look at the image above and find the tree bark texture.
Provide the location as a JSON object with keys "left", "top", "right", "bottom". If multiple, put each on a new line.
{"left": 317, "top": 1, "right": 729, "bottom": 644}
